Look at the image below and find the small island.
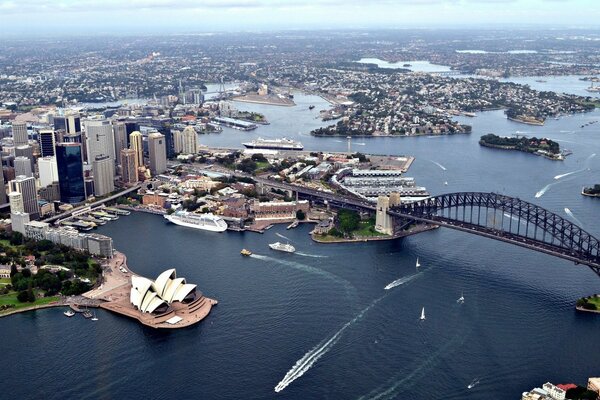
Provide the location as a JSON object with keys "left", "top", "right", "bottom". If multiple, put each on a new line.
{"left": 582, "top": 184, "right": 600, "bottom": 197}
{"left": 576, "top": 295, "right": 600, "bottom": 314}
{"left": 479, "top": 133, "right": 563, "bottom": 160}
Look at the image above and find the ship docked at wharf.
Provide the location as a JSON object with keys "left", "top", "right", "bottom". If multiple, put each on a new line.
{"left": 164, "top": 210, "right": 228, "bottom": 232}
{"left": 242, "top": 137, "right": 304, "bottom": 151}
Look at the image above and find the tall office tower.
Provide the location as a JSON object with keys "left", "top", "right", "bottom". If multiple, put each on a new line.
{"left": 120, "top": 148, "right": 138, "bottom": 185}
{"left": 12, "top": 175, "right": 40, "bottom": 220}
{"left": 129, "top": 131, "right": 143, "bottom": 170}
{"left": 158, "top": 125, "right": 175, "bottom": 159}
{"left": 10, "top": 211, "right": 30, "bottom": 235}
{"left": 38, "top": 156, "right": 59, "bottom": 187}
{"left": 0, "top": 173, "right": 6, "bottom": 204}
{"left": 39, "top": 182, "right": 60, "bottom": 202}
{"left": 148, "top": 132, "right": 166, "bottom": 175}
{"left": 173, "top": 130, "right": 183, "bottom": 154}
{"left": 181, "top": 126, "right": 198, "bottom": 155}
{"left": 53, "top": 112, "right": 81, "bottom": 135}
{"left": 8, "top": 192, "right": 23, "bottom": 213}
{"left": 85, "top": 120, "right": 115, "bottom": 164}
{"left": 112, "top": 122, "right": 128, "bottom": 161}
{"left": 14, "top": 156, "right": 33, "bottom": 178}
{"left": 92, "top": 155, "right": 115, "bottom": 197}
{"left": 14, "top": 145, "right": 34, "bottom": 171}
{"left": 38, "top": 129, "right": 56, "bottom": 157}
{"left": 11, "top": 121, "right": 28, "bottom": 146}
{"left": 124, "top": 122, "right": 139, "bottom": 148}
{"left": 56, "top": 143, "right": 85, "bottom": 204}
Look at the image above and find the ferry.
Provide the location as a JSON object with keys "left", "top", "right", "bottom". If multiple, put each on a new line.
{"left": 269, "top": 242, "right": 296, "bottom": 253}
{"left": 240, "top": 249, "right": 252, "bottom": 256}
{"left": 64, "top": 310, "right": 75, "bottom": 317}
{"left": 164, "top": 211, "right": 228, "bottom": 232}
{"left": 242, "top": 137, "right": 304, "bottom": 151}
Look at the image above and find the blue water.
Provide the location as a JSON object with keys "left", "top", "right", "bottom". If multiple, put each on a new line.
{"left": 1, "top": 106, "right": 600, "bottom": 399}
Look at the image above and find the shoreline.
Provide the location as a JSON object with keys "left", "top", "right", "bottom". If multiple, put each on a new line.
{"left": 233, "top": 95, "right": 295, "bottom": 107}
{"left": 312, "top": 132, "right": 470, "bottom": 139}
{"left": 311, "top": 223, "right": 438, "bottom": 243}
{"left": 507, "top": 116, "right": 545, "bottom": 126}
{"left": 581, "top": 189, "right": 600, "bottom": 198}
{"left": 479, "top": 141, "right": 563, "bottom": 161}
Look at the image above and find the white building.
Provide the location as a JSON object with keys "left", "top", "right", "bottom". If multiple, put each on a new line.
{"left": 38, "top": 156, "right": 59, "bottom": 188}
{"left": 181, "top": 126, "right": 198, "bottom": 155}
{"left": 92, "top": 154, "right": 115, "bottom": 196}
{"left": 85, "top": 120, "right": 116, "bottom": 164}
{"left": 148, "top": 132, "right": 167, "bottom": 175}
{"left": 10, "top": 211, "right": 30, "bottom": 235}
{"left": 8, "top": 192, "right": 24, "bottom": 213}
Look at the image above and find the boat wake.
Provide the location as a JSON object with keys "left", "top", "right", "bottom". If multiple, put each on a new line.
{"left": 276, "top": 232, "right": 291, "bottom": 241}
{"left": 251, "top": 254, "right": 354, "bottom": 293}
{"left": 430, "top": 161, "right": 447, "bottom": 171}
{"left": 554, "top": 168, "right": 588, "bottom": 180}
{"left": 295, "top": 252, "right": 328, "bottom": 258}
{"left": 354, "top": 142, "right": 366, "bottom": 146}
{"left": 357, "top": 332, "right": 466, "bottom": 400}
{"left": 564, "top": 208, "right": 584, "bottom": 227}
{"left": 535, "top": 183, "right": 555, "bottom": 198}
{"left": 384, "top": 271, "right": 422, "bottom": 290}
{"left": 274, "top": 296, "right": 385, "bottom": 393}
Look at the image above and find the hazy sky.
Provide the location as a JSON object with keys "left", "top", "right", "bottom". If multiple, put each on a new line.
{"left": 0, "top": 0, "right": 599, "bottom": 34}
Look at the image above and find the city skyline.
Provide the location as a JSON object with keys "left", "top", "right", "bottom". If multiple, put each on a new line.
{"left": 1, "top": 0, "right": 600, "bottom": 35}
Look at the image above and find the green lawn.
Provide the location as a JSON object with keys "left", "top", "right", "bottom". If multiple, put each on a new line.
{"left": 587, "top": 296, "right": 600, "bottom": 309}
{"left": 255, "top": 161, "right": 270, "bottom": 171}
{"left": 353, "top": 221, "right": 387, "bottom": 237}
{"left": 0, "top": 278, "right": 10, "bottom": 285}
{"left": 0, "top": 291, "right": 60, "bottom": 313}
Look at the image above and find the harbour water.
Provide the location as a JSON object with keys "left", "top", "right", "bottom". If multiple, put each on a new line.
{"left": 2, "top": 105, "right": 600, "bottom": 399}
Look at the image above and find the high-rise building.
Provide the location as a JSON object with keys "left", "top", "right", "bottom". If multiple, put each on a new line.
{"left": 11, "top": 175, "right": 40, "bottom": 220}
{"left": 112, "top": 122, "right": 128, "bottom": 161}
{"left": 14, "top": 145, "right": 34, "bottom": 171}
{"left": 39, "top": 182, "right": 60, "bottom": 202}
{"left": 14, "top": 156, "right": 33, "bottom": 178}
{"left": 0, "top": 173, "right": 6, "bottom": 204}
{"left": 85, "top": 120, "right": 115, "bottom": 165}
{"left": 181, "top": 126, "right": 198, "bottom": 155}
{"left": 8, "top": 192, "right": 24, "bottom": 213}
{"left": 129, "top": 131, "right": 143, "bottom": 170}
{"left": 38, "top": 129, "right": 56, "bottom": 157}
{"left": 56, "top": 143, "right": 85, "bottom": 204}
{"left": 53, "top": 112, "right": 81, "bottom": 135}
{"left": 120, "top": 148, "right": 138, "bottom": 185}
{"left": 158, "top": 125, "right": 175, "bottom": 159}
{"left": 92, "top": 154, "right": 115, "bottom": 197}
{"left": 10, "top": 211, "right": 30, "bottom": 235}
{"left": 173, "top": 130, "right": 183, "bottom": 154}
{"left": 148, "top": 132, "right": 167, "bottom": 175}
{"left": 38, "top": 156, "right": 59, "bottom": 188}
{"left": 11, "top": 121, "right": 28, "bottom": 146}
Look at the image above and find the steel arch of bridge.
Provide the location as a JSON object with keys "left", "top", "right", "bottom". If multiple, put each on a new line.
{"left": 390, "top": 192, "right": 600, "bottom": 275}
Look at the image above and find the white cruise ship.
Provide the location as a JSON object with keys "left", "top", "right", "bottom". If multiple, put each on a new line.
{"left": 164, "top": 211, "right": 228, "bottom": 232}
{"left": 242, "top": 137, "right": 304, "bottom": 151}
{"left": 269, "top": 242, "right": 296, "bottom": 253}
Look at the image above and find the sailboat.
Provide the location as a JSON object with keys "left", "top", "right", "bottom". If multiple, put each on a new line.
{"left": 457, "top": 292, "right": 465, "bottom": 304}
{"left": 91, "top": 312, "right": 98, "bottom": 321}
{"left": 416, "top": 258, "right": 421, "bottom": 268}
{"left": 420, "top": 307, "right": 426, "bottom": 321}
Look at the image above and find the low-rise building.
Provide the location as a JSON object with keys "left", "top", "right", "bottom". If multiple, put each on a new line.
{"left": 250, "top": 199, "right": 309, "bottom": 221}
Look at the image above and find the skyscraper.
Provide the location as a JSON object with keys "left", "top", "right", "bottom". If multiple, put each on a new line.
{"left": 38, "top": 156, "right": 59, "bottom": 188}
{"left": 53, "top": 112, "right": 81, "bottom": 135}
{"left": 173, "top": 130, "right": 183, "bottom": 154}
{"left": 148, "top": 132, "right": 167, "bottom": 175}
{"left": 120, "top": 148, "right": 138, "bottom": 185}
{"left": 92, "top": 154, "right": 115, "bottom": 197}
{"left": 56, "top": 143, "right": 85, "bottom": 204}
{"left": 8, "top": 192, "right": 24, "bottom": 213}
{"left": 14, "top": 156, "right": 33, "bottom": 178}
{"left": 181, "top": 126, "right": 198, "bottom": 155}
{"left": 12, "top": 175, "right": 40, "bottom": 220}
{"left": 158, "top": 125, "right": 175, "bottom": 159}
{"left": 112, "top": 122, "right": 128, "bottom": 161}
{"left": 0, "top": 173, "right": 6, "bottom": 205}
{"left": 85, "top": 120, "right": 115, "bottom": 165}
{"left": 14, "top": 145, "right": 34, "bottom": 171}
{"left": 10, "top": 211, "right": 30, "bottom": 235}
{"left": 11, "top": 121, "right": 28, "bottom": 146}
{"left": 129, "top": 131, "right": 144, "bottom": 170}
{"left": 38, "top": 129, "right": 56, "bottom": 157}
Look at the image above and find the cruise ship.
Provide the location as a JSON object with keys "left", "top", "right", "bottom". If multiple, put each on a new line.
{"left": 242, "top": 137, "right": 304, "bottom": 151}
{"left": 164, "top": 211, "right": 228, "bottom": 232}
{"left": 269, "top": 242, "right": 296, "bottom": 253}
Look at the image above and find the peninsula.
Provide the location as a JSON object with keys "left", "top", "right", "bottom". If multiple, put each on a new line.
{"left": 582, "top": 185, "right": 600, "bottom": 198}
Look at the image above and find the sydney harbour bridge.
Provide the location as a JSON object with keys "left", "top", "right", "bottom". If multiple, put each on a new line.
{"left": 253, "top": 177, "right": 600, "bottom": 276}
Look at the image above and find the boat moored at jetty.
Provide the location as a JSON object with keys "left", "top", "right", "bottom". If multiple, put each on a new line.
{"left": 164, "top": 211, "right": 228, "bottom": 232}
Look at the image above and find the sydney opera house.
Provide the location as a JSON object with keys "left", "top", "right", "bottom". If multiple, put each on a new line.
{"left": 100, "top": 268, "right": 216, "bottom": 329}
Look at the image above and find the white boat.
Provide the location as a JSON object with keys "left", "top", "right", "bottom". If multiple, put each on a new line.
{"left": 416, "top": 258, "right": 421, "bottom": 268}
{"left": 444, "top": 181, "right": 448, "bottom": 185}
{"left": 420, "top": 307, "right": 426, "bottom": 321}
{"left": 164, "top": 211, "right": 227, "bottom": 232}
{"left": 467, "top": 378, "right": 480, "bottom": 389}
{"left": 269, "top": 242, "right": 296, "bottom": 253}
{"left": 457, "top": 292, "right": 465, "bottom": 304}
{"left": 242, "top": 137, "right": 304, "bottom": 151}
{"left": 64, "top": 310, "right": 75, "bottom": 317}
{"left": 91, "top": 312, "right": 98, "bottom": 321}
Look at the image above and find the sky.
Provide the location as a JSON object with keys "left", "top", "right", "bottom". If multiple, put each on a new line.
{"left": 0, "top": 0, "right": 599, "bottom": 35}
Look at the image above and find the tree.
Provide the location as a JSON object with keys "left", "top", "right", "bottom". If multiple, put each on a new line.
{"left": 338, "top": 209, "right": 360, "bottom": 235}
{"left": 10, "top": 264, "right": 17, "bottom": 277}
{"left": 17, "top": 290, "right": 29, "bottom": 302}
{"left": 10, "top": 232, "right": 23, "bottom": 246}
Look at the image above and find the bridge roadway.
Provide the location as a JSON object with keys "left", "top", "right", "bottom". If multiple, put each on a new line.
{"left": 43, "top": 184, "right": 142, "bottom": 224}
